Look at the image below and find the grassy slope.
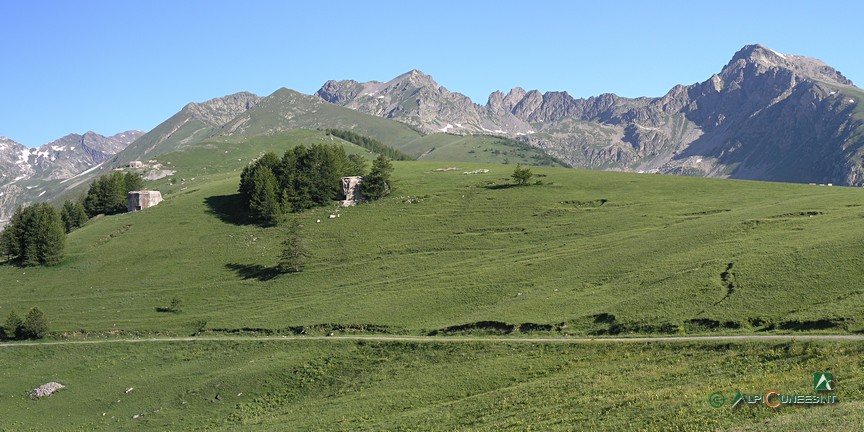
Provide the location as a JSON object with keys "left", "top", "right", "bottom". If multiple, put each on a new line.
{"left": 18, "top": 91, "right": 567, "bottom": 221}
{"left": 0, "top": 340, "right": 860, "bottom": 431}
{"left": 4, "top": 133, "right": 864, "bottom": 430}
{"left": 2, "top": 134, "right": 864, "bottom": 335}
{"left": 407, "top": 134, "right": 563, "bottom": 166}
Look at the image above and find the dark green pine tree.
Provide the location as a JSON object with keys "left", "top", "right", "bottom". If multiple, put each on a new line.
{"left": 511, "top": 163, "right": 533, "bottom": 185}
{"left": 124, "top": 172, "right": 144, "bottom": 193}
{"left": 287, "top": 145, "right": 316, "bottom": 211}
{"left": 72, "top": 201, "right": 89, "bottom": 229}
{"left": 60, "top": 200, "right": 76, "bottom": 233}
{"left": 60, "top": 200, "right": 89, "bottom": 233}
{"left": 3, "top": 205, "right": 65, "bottom": 266}
{"left": 306, "top": 144, "right": 345, "bottom": 206}
{"left": 83, "top": 174, "right": 116, "bottom": 216}
{"left": 3, "top": 310, "right": 22, "bottom": 340}
{"left": 363, "top": 155, "right": 393, "bottom": 200}
{"left": 16, "top": 204, "right": 65, "bottom": 266}
{"left": 239, "top": 152, "right": 281, "bottom": 206}
{"left": 347, "top": 154, "right": 368, "bottom": 176}
{"left": 109, "top": 172, "right": 129, "bottom": 214}
{"left": 277, "top": 219, "right": 308, "bottom": 274}
{"left": 0, "top": 206, "right": 24, "bottom": 261}
{"left": 249, "top": 166, "right": 282, "bottom": 226}
{"left": 21, "top": 307, "right": 48, "bottom": 339}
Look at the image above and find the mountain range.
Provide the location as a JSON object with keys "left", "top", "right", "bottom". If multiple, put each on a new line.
{"left": 2, "top": 43, "right": 863, "bottom": 224}
{"left": 319, "top": 44, "right": 864, "bottom": 184}
{"left": 0, "top": 131, "right": 142, "bottom": 222}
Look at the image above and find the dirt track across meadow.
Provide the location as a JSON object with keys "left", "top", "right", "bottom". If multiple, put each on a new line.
{"left": 2, "top": 333, "right": 864, "bottom": 348}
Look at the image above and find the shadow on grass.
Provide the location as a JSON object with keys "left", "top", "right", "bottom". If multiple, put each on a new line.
{"left": 204, "top": 194, "right": 253, "bottom": 226}
{"left": 483, "top": 183, "right": 519, "bottom": 190}
{"left": 225, "top": 263, "right": 281, "bottom": 281}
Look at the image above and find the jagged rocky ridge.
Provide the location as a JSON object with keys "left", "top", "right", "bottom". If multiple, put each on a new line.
{"left": 318, "top": 44, "right": 864, "bottom": 185}
{"left": 0, "top": 92, "right": 264, "bottom": 225}
{"left": 0, "top": 131, "right": 143, "bottom": 223}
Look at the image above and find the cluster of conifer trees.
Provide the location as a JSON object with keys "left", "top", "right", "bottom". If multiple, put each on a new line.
{"left": 0, "top": 203, "right": 66, "bottom": 266}
{"left": 2, "top": 307, "right": 48, "bottom": 340}
{"left": 239, "top": 144, "right": 392, "bottom": 225}
{"left": 0, "top": 172, "right": 145, "bottom": 267}
{"left": 82, "top": 171, "right": 143, "bottom": 216}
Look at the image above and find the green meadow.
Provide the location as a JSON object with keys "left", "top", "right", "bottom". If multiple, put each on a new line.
{"left": 3, "top": 130, "right": 864, "bottom": 429}
{"left": 4, "top": 132, "right": 864, "bottom": 336}
{"left": 1, "top": 340, "right": 861, "bottom": 431}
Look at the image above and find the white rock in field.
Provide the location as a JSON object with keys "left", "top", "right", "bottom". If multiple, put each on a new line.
{"left": 29, "top": 382, "right": 65, "bottom": 398}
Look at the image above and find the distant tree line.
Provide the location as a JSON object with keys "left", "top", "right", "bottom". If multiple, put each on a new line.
{"left": 491, "top": 137, "right": 568, "bottom": 167}
{"left": 324, "top": 129, "right": 415, "bottom": 161}
{"left": 239, "top": 144, "right": 393, "bottom": 225}
{"left": 83, "top": 172, "right": 144, "bottom": 216}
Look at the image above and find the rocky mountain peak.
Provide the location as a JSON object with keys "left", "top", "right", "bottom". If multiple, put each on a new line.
{"left": 184, "top": 91, "right": 262, "bottom": 125}
{"left": 390, "top": 69, "right": 436, "bottom": 86}
{"left": 723, "top": 44, "right": 853, "bottom": 87}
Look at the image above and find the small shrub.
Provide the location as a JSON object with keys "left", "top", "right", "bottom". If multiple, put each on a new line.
{"left": 511, "top": 164, "right": 533, "bottom": 185}
{"left": 157, "top": 297, "right": 183, "bottom": 313}
{"left": 192, "top": 320, "right": 208, "bottom": 335}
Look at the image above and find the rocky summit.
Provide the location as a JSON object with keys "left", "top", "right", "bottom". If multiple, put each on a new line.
{"left": 318, "top": 44, "right": 864, "bottom": 185}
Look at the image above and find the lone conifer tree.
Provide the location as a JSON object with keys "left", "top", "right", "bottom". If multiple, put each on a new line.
{"left": 249, "top": 167, "right": 282, "bottom": 226}
{"left": 277, "top": 219, "right": 308, "bottom": 274}
{"left": 21, "top": 307, "right": 48, "bottom": 339}
{"left": 511, "top": 163, "right": 533, "bottom": 185}
{"left": 363, "top": 155, "right": 393, "bottom": 200}
{"left": 3, "top": 311, "right": 22, "bottom": 340}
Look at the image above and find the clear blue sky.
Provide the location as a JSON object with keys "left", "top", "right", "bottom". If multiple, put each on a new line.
{"left": 3, "top": 0, "right": 863, "bottom": 147}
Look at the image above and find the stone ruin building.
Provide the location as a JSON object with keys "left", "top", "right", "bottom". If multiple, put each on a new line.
{"left": 127, "top": 190, "right": 163, "bottom": 212}
{"left": 340, "top": 176, "right": 363, "bottom": 207}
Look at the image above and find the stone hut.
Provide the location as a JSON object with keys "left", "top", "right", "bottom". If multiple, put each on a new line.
{"left": 340, "top": 176, "right": 363, "bottom": 207}
{"left": 127, "top": 190, "right": 163, "bottom": 212}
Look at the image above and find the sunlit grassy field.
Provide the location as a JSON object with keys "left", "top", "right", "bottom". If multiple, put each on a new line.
{"left": 1, "top": 340, "right": 861, "bottom": 431}
{"left": 3, "top": 132, "right": 864, "bottom": 336}
{"left": 4, "top": 131, "right": 864, "bottom": 430}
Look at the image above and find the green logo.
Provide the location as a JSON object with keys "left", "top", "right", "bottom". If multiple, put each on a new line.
{"left": 708, "top": 391, "right": 726, "bottom": 408}
{"left": 731, "top": 390, "right": 744, "bottom": 408}
{"left": 814, "top": 372, "right": 833, "bottom": 391}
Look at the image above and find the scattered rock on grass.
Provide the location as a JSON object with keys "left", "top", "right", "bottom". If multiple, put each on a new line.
{"left": 29, "top": 382, "right": 65, "bottom": 398}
